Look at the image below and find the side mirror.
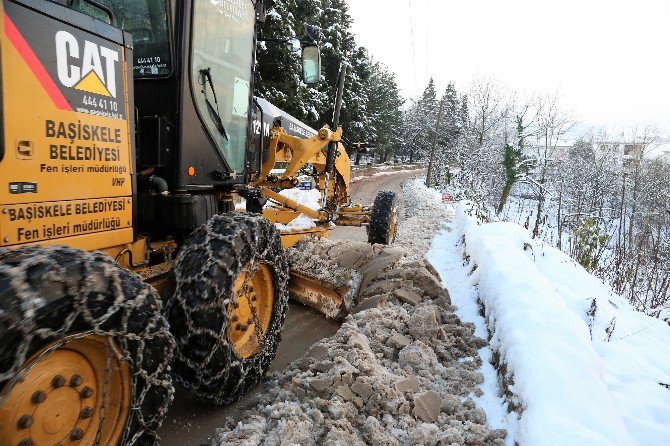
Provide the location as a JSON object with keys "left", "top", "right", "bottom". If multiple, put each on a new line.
{"left": 302, "top": 45, "right": 321, "bottom": 85}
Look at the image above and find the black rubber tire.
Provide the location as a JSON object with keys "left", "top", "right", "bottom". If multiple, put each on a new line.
{"left": 368, "top": 190, "right": 399, "bottom": 245}
{"left": 167, "top": 213, "right": 289, "bottom": 405}
{"left": 0, "top": 246, "right": 175, "bottom": 446}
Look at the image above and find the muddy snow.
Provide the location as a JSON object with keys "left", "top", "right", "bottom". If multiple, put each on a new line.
{"left": 211, "top": 181, "right": 505, "bottom": 445}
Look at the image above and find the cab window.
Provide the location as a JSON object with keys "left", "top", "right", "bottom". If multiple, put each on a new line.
{"left": 190, "top": 0, "right": 255, "bottom": 173}
{"left": 69, "top": 0, "right": 172, "bottom": 77}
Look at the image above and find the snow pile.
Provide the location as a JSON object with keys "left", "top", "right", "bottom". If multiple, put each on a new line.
{"left": 285, "top": 238, "right": 363, "bottom": 319}
{"left": 352, "top": 168, "right": 424, "bottom": 183}
{"left": 212, "top": 179, "right": 507, "bottom": 445}
{"left": 394, "top": 179, "right": 454, "bottom": 262}
{"left": 212, "top": 298, "right": 505, "bottom": 446}
{"left": 452, "top": 202, "right": 670, "bottom": 446}
{"left": 267, "top": 188, "right": 323, "bottom": 231}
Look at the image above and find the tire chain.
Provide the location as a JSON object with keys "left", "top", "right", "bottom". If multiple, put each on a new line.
{"left": 168, "top": 213, "right": 289, "bottom": 406}
{"left": 368, "top": 190, "right": 399, "bottom": 245}
{"left": 0, "top": 245, "right": 175, "bottom": 446}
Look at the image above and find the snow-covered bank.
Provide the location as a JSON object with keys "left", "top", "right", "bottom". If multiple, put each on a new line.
{"left": 447, "top": 198, "right": 670, "bottom": 445}
{"left": 427, "top": 213, "right": 517, "bottom": 445}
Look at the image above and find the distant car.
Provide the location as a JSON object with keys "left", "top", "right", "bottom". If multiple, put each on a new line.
{"left": 442, "top": 192, "right": 455, "bottom": 203}
{"left": 298, "top": 175, "right": 314, "bottom": 191}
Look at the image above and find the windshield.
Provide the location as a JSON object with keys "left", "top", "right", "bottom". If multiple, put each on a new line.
{"left": 191, "top": 0, "right": 255, "bottom": 174}
{"left": 70, "top": 0, "right": 171, "bottom": 77}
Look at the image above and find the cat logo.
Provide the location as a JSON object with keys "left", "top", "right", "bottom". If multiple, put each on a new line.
{"left": 55, "top": 30, "right": 119, "bottom": 98}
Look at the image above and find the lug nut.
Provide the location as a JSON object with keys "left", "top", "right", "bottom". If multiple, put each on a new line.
{"left": 246, "top": 318, "right": 253, "bottom": 325}
{"left": 80, "top": 386, "right": 94, "bottom": 399}
{"left": 235, "top": 323, "right": 248, "bottom": 332}
{"left": 18, "top": 439, "right": 34, "bottom": 446}
{"left": 31, "top": 391, "right": 46, "bottom": 404}
{"left": 52, "top": 375, "right": 66, "bottom": 389}
{"left": 80, "top": 406, "right": 94, "bottom": 419}
{"left": 231, "top": 315, "right": 239, "bottom": 323}
{"left": 70, "top": 374, "right": 83, "bottom": 387}
{"left": 248, "top": 286, "right": 255, "bottom": 293}
{"left": 70, "top": 428, "right": 84, "bottom": 440}
{"left": 17, "top": 414, "right": 33, "bottom": 429}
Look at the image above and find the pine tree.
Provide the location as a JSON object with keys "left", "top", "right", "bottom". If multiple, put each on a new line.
{"left": 497, "top": 115, "right": 529, "bottom": 214}
{"left": 362, "top": 61, "right": 404, "bottom": 163}
{"left": 256, "top": 0, "right": 403, "bottom": 154}
{"left": 255, "top": 0, "right": 309, "bottom": 118}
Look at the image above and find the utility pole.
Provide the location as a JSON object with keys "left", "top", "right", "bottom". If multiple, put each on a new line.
{"left": 426, "top": 99, "right": 444, "bottom": 188}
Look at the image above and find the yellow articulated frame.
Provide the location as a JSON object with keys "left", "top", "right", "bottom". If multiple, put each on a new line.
{"left": 335, "top": 205, "right": 372, "bottom": 227}
{"left": 256, "top": 124, "right": 372, "bottom": 244}
{"left": 279, "top": 227, "right": 330, "bottom": 248}
{"left": 261, "top": 188, "right": 327, "bottom": 222}
{"left": 253, "top": 126, "right": 343, "bottom": 188}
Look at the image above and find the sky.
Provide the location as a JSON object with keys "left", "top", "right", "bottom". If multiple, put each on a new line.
{"left": 347, "top": 0, "right": 670, "bottom": 134}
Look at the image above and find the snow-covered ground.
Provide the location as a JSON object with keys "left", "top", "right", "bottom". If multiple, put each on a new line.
{"left": 426, "top": 184, "right": 670, "bottom": 445}
{"left": 212, "top": 180, "right": 505, "bottom": 446}
{"left": 352, "top": 167, "right": 425, "bottom": 183}
{"left": 225, "top": 178, "right": 670, "bottom": 445}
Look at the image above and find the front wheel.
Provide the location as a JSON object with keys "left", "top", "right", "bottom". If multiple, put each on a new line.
{"left": 0, "top": 246, "right": 175, "bottom": 446}
{"left": 167, "top": 213, "right": 289, "bottom": 405}
{"left": 368, "top": 190, "right": 399, "bottom": 245}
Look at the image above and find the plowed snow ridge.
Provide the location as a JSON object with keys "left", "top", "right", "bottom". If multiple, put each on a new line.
{"left": 211, "top": 180, "right": 506, "bottom": 445}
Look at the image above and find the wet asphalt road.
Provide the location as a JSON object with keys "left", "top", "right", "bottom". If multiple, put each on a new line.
{"left": 157, "top": 168, "right": 426, "bottom": 446}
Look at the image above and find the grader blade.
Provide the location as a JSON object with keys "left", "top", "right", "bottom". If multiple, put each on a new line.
{"left": 289, "top": 271, "right": 352, "bottom": 320}
{"left": 285, "top": 239, "right": 363, "bottom": 320}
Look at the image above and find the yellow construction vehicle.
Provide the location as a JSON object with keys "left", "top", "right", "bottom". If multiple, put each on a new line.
{"left": 0, "top": 1, "right": 399, "bottom": 445}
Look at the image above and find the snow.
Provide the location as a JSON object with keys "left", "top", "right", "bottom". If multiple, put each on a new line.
{"left": 534, "top": 245, "right": 670, "bottom": 445}
{"left": 212, "top": 177, "right": 505, "bottom": 445}
{"left": 432, "top": 193, "right": 670, "bottom": 446}
{"left": 352, "top": 167, "right": 424, "bottom": 183}
{"left": 212, "top": 301, "right": 501, "bottom": 445}
{"left": 231, "top": 176, "right": 670, "bottom": 445}
{"left": 427, "top": 215, "right": 518, "bottom": 445}
{"left": 266, "top": 188, "right": 322, "bottom": 231}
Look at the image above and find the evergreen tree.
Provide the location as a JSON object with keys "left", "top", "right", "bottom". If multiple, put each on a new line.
{"left": 256, "top": 0, "right": 403, "bottom": 154}
{"left": 497, "top": 115, "right": 530, "bottom": 214}
{"left": 255, "top": 0, "right": 301, "bottom": 112}
{"left": 363, "top": 61, "right": 404, "bottom": 163}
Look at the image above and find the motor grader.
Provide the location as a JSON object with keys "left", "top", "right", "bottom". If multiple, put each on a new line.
{"left": 0, "top": 0, "right": 400, "bottom": 445}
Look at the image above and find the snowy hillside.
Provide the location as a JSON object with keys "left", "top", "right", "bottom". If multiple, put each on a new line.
{"left": 427, "top": 184, "right": 670, "bottom": 445}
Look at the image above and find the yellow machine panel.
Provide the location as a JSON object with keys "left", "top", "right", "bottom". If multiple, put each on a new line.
{"left": 0, "top": 0, "right": 134, "bottom": 251}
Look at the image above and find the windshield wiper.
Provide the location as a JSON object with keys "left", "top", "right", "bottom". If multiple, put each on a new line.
{"left": 200, "top": 67, "right": 229, "bottom": 141}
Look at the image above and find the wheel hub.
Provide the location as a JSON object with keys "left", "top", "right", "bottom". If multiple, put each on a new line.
{"left": 229, "top": 263, "right": 274, "bottom": 359}
{"left": 0, "top": 336, "right": 131, "bottom": 446}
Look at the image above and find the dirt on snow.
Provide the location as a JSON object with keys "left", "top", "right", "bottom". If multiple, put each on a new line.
{"left": 211, "top": 182, "right": 505, "bottom": 446}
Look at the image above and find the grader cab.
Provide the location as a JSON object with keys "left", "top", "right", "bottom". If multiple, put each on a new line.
{"left": 0, "top": 0, "right": 398, "bottom": 445}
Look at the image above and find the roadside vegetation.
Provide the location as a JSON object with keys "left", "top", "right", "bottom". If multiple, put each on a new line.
{"left": 404, "top": 77, "right": 670, "bottom": 321}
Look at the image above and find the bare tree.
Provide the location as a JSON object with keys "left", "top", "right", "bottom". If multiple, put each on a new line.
{"left": 530, "top": 92, "right": 575, "bottom": 238}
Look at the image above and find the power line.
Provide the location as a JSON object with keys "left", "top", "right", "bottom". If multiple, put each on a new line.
{"left": 407, "top": 0, "right": 419, "bottom": 96}
{"left": 424, "top": 0, "right": 429, "bottom": 79}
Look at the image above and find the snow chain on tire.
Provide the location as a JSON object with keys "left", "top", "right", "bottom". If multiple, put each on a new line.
{"left": 167, "top": 213, "right": 289, "bottom": 405}
{"left": 0, "top": 246, "right": 175, "bottom": 446}
{"left": 368, "top": 190, "right": 399, "bottom": 245}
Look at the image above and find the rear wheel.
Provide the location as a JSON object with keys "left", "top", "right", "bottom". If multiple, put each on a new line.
{"left": 0, "top": 246, "right": 175, "bottom": 446}
{"left": 368, "top": 190, "right": 399, "bottom": 245}
{"left": 167, "top": 213, "right": 289, "bottom": 405}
